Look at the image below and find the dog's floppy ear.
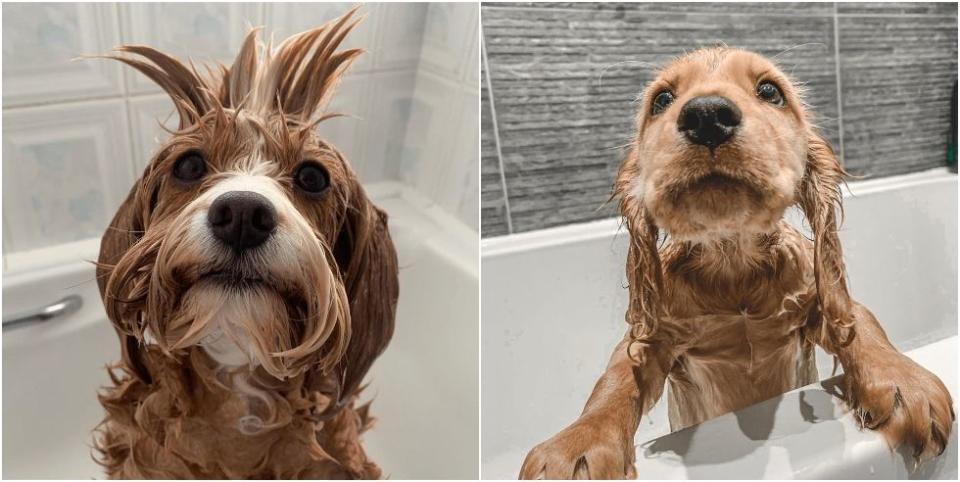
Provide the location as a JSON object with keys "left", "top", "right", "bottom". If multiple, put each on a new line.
{"left": 97, "top": 180, "right": 153, "bottom": 383}
{"left": 615, "top": 148, "right": 665, "bottom": 365}
{"left": 798, "top": 133, "right": 855, "bottom": 348}
{"left": 331, "top": 183, "right": 399, "bottom": 398}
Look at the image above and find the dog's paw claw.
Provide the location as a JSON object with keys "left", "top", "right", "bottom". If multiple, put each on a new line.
{"left": 847, "top": 355, "right": 954, "bottom": 462}
{"left": 519, "top": 420, "right": 634, "bottom": 480}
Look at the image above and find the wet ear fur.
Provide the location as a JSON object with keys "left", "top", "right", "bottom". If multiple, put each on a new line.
{"left": 798, "top": 133, "right": 855, "bottom": 348}
{"left": 330, "top": 181, "right": 399, "bottom": 399}
{"left": 97, "top": 181, "right": 152, "bottom": 383}
{"left": 614, "top": 147, "right": 665, "bottom": 365}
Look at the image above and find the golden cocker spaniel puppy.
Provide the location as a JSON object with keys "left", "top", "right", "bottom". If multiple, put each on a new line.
{"left": 520, "top": 47, "right": 954, "bottom": 480}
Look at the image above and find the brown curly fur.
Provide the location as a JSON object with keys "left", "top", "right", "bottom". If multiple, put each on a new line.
{"left": 520, "top": 47, "right": 954, "bottom": 479}
{"left": 92, "top": 8, "right": 399, "bottom": 478}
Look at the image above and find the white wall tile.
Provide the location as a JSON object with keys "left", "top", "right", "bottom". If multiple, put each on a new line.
{"left": 118, "top": 3, "right": 263, "bottom": 95}
{"left": 365, "top": 69, "right": 419, "bottom": 183}
{"left": 374, "top": 3, "right": 428, "bottom": 71}
{"left": 126, "top": 94, "right": 179, "bottom": 171}
{"left": 461, "top": 12, "right": 481, "bottom": 86}
{"left": 2, "top": 216, "right": 11, "bottom": 257}
{"left": 447, "top": 86, "right": 481, "bottom": 231}
{"left": 2, "top": 99, "right": 134, "bottom": 252}
{"left": 401, "top": 71, "right": 461, "bottom": 198}
{"left": 314, "top": 73, "right": 372, "bottom": 179}
{"left": 2, "top": 3, "right": 124, "bottom": 107}
{"left": 419, "top": 3, "right": 478, "bottom": 81}
{"left": 400, "top": 3, "right": 480, "bottom": 231}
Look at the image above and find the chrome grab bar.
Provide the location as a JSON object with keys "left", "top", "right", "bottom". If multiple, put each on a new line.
{"left": 2, "top": 295, "right": 83, "bottom": 330}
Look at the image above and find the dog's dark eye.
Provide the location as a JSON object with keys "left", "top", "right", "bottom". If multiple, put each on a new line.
{"left": 757, "top": 81, "right": 785, "bottom": 106}
{"left": 294, "top": 161, "right": 330, "bottom": 195}
{"left": 172, "top": 151, "right": 207, "bottom": 182}
{"left": 651, "top": 91, "right": 675, "bottom": 115}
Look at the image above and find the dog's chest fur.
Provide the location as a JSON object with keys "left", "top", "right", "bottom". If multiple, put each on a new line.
{"left": 657, "top": 223, "right": 820, "bottom": 430}
{"left": 95, "top": 348, "right": 380, "bottom": 479}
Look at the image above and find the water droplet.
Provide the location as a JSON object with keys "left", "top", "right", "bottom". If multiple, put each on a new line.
{"left": 238, "top": 415, "right": 264, "bottom": 435}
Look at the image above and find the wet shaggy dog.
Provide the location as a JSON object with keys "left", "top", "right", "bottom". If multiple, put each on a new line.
{"left": 520, "top": 48, "right": 954, "bottom": 479}
{"left": 92, "top": 9, "right": 398, "bottom": 478}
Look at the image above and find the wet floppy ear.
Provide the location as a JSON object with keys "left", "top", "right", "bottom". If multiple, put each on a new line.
{"left": 798, "top": 132, "right": 855, "bottom": 348}
{"left": 97, "top": 180, "right": 153, "bottom": 383}
{"left": 97, "top": 180, "right": 151, "bottom": 319}
{"left": 330, "top": 182, "right": 399, "bottom": 398}
{"left": 104, "top": 46, "right": 214, "bottom": 129}
{"left": 615, "top": 147, "right": 664, "bottom": 365}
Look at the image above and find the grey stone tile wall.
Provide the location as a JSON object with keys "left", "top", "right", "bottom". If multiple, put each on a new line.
{"left": 481, "top": 52, "right": 511, "bottom": 237}
{"left": 838, "top": 12, "right": 958, "bottom": 176}
{"left": 480, "top": 2, "right": 958, "bottom": 237}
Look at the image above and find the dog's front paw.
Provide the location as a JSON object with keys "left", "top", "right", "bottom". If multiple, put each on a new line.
{"left": 519, "top": 418, "right": 635, "bottom": 480}
{"left": 845, "top": 352, "right": 955, "bottom": 460}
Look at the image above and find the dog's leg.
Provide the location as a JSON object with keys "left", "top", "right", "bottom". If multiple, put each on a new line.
{"left": 819, "top": 302, "right": 954, "bottom": 461}
{"left": 519, "top": 334, "right": 670, "bottom": 480}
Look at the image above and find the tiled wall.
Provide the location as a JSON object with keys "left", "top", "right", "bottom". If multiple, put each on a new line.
{"left": 402, "top": 3, "right": 481, "bottom": 230}
{"left": 480, "top": 2, "right": 958, "bottom": 237}
{"left": 2, "top": 3, "right": 479, "bottom": 269}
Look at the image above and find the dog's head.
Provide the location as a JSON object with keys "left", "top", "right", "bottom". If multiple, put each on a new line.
{"left": 97, "top": 9, "right": 397, "bottom": 397}
{"left": 616, "top": 47, "right": 852, "bottom": 359}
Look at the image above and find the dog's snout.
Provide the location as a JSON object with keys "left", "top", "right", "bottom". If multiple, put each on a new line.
{"left": 208, "top": 191, "right": 277, "bottom": 251}
{"left": 678, "top": 96, "right": 742, "bottom": 149}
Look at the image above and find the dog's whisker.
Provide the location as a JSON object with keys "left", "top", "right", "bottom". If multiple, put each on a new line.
{"left": 103, "top": 226, "right": 143, "bottom": 235}
{"left": 595, "top": 59, "right": 660, "bottom": 89}
{"left": 771, "top": 42, "right": 828, "bottom": 61}
{"left": 606, "top": 141, "right": 637, "bottom": 151}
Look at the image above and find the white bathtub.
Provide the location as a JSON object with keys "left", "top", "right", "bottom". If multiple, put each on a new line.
{"left": 481, "top": 168, "right": 958, "bottom": 479}
{"left": 2, "top": 182, "right": 479, "bottom": 480}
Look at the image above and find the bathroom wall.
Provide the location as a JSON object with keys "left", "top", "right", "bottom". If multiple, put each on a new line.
{"left": 401, "top": 3, "right": 481, "bottom": 230}
{"left": 480, "top": 2, "right": 959, "bottom": 236}
{"left": 2, "top": 2, "right": 479, "bottom": 272}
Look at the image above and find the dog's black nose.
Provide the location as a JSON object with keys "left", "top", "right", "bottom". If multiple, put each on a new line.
{"left": 677, "top": 96, "right": 742, "bottom": 149}
{"left": 208, "top": 191, "right": 277, "bottom": 251}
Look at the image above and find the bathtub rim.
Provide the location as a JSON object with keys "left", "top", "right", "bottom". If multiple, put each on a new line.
{"left": 481, "top": 167, "right": 957, "bottom": 258}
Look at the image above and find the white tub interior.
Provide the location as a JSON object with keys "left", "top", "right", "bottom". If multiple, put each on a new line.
{"left": 481, "top": 169, "right": 958, "bottom": 479}
{"left": 2, "top": 182, "right": 479, "bottom": 480}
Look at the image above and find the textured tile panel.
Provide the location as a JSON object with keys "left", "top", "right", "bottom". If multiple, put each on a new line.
{"left": 482, "top": 57, "right": 510, "bottom": 237}
{"left": 482, "top": 6, "right": 840, "bottom": 233}
{"left": 485, "top": 3, "right": 835, "bottom": 15}
{"left": 838, "top": 14, "right": 958, "bottom": 176}
{"left": 837, "top": 2, "right": 958, "bottom": 16}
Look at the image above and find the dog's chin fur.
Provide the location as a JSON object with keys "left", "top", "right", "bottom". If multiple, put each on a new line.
{"left": 647, "top": 175, "right": 776, "bottom": 242}
{"left": 178, "top": 283, "right": 308, "bottom": 373}
{"left": 632, "top": 136, "right": 804, "bottom": 243}
{"left": 639, "top": 166, "right": 796, "bottom": 243}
